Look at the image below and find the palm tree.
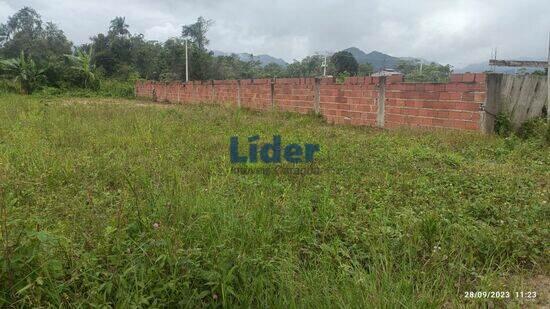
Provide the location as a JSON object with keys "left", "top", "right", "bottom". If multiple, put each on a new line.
{"left": 109, "top": 17, "right": 129, "bottom": 37}
{"left": 0, "top": 51, "right": 46, "bottom": 94}
{"left": 65, "top": 48, "right": 95, "bottom": 88}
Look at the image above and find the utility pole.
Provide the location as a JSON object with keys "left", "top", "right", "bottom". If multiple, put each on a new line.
{"left": 547, "top": 32, "right": 549, "bottom": 121}
{"left": 490, "top": 48, "right": 498, "bottom": 72}
{"left": 185, "top": 39, "right": 189, "bottom": 82}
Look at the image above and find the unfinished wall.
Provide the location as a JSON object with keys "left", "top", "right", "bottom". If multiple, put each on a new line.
{"left": 136, "top": 73, "right": 487, "bottom": 132}
{"left": 485, "top": 73, "right": 548, "bottom": 131}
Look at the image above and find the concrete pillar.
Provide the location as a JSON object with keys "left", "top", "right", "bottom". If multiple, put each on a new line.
{"left": 237, "top": 80, "right": 241, "bottom": 108}
{"left": 270, "top": 78, "right": 275, "bottom": 109}
{"left": 211, "top": 80, "right": 215, "bottom": 103}
{"left": 314, "top": 78, "right": 321, "bottom": 115}
{"left": 483, "top": 73, "right": 503, "bottom": 134}
{"left": 376, "top": 76, "right": 386, "bottom": 128}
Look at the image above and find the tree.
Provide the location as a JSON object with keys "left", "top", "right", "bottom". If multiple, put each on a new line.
{"left": 358, "top": 63, "right": 373, "bottom": 76}
{"left": 188, "top": 44, "right": 213, "bottom": 80}
{"left": 65, "top": 48, "right": 96, "bottom": 88}
{"left": 90, "top": 33, "right": 116, "bottom": 76}
{"left": 331, "top": 51, "right": 358, "bottom": 76}
{"left": 237, "top": 54, "right": 261, "bottom": 79}
{"left": 210, "top": 55, "right": 241, "bottom": 80}
{"left": 109, "top": 17, "right": 130, "bottom": 37}
{"left": 301, "top": 55, "right": 324, "bottom": 77}
{"left": 284, "top": 55, "right": 324, "bottom": 78}
{"left": 396, "top": 60, "right": 418, "bottom": 75}
{"left": 179, "top": 17, "right": 215, "bottom": 80}
{"left": 89, "top": 17, "right": 137, "bottom": 78}
{"left": 158, "top": 38, "right": 187, "bottom": 80}
{"left": 131, "top": 35, "right": 163, "bottom": 80}
{"left": 0, "top": 51, "right": 46, "bottom": 94}
{"left": 0, "top": 7, "right": 71, "bottom": 65}
{"left": 41, "top": 22, "right": 72, "bottom": 61}
{"left": 0, "top": 24, "right": 9, "bottom": 46}
{"left": 398, "top": 59, "right": 452, "bottom": 82}
{"left": 0, "top": 7, "right": 43, "bottom": 57}
{"left": 182, "top": 17, "right": 213, "bottom": 50}
{"left": 261, "top": 63, "right": 285, "bottom": 78}
{"left": 1, "top": 7, "right": 42, "bottom": 41}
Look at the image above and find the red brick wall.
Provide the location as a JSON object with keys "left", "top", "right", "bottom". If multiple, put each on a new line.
{"left": 385, "top": 73, "right": 486, "bottom": 131}
{"left": 239, "top": 79, "right": 272, "bottom": 110}
{"left": 276, "top": 78, "right": 316, "bottom": 114}
{"left": 135, "top": 73, "right": 486, "bottom": 132}
{"left": 319, "top": 76, "right": 379, "bottom": 126}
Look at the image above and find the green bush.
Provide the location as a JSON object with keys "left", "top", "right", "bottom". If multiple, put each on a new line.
{"left": 60, "top": 68, "right": 100, "bottom": 90}
{"left": 517, "top": 117, "right": 550, "bottom": 144}
{"left": 335, "top": 71, "right": 350, "bottom": 84}
{"left": 97, "top": 79, "right": 135, "bottom": 98}
{"left": 31, "top": 78, "right": 135, "bottom": 99}
{"left": 494, "top": 112, "right": 513, "bottom": 137}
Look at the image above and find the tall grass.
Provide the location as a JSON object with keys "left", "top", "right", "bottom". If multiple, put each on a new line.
{"left": 0, "top": 94, "right": 548, "bottom": 307}
{"left": 35, "top": 79, "right": 135, "bottom": 99}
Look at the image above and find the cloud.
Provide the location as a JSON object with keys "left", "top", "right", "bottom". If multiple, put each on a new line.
{"left": 0, "top": 1, "right": 15, "bottom": 21}
{"left": 1, "top": 0, "right": 549, "bottom": 68}
{"left": 144, "top": 22, "right": 180, "bottom": 41}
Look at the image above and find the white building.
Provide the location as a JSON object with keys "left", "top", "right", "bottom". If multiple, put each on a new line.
{"left": 371, "top": 69, "right": 403, "bottom": 77}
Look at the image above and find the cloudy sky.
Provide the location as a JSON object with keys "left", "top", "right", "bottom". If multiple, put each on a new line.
{"left": 1, "top": 0, "right": 549, "bottom": 68}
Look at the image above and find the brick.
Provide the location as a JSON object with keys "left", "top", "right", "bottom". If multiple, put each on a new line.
{"left": 415, "top": 84, "right": 426, "bottom": 91}
{"left": 474, "top": 92, "right": 486, "bottom": 103}
{"left": 474, "top": 73, "right": 486, "bottom": 83}
{"left": 462, "top": 92, "right": 475, "bottom": 101}
{"left": 455, "top": 102, "right": 481, "bottom": 112}
{"left": 417, "top": 109, "right": 435, "bottom": 117}
{"left": 450, "top": 74, "right": 463, "bottom": 82}
{"left": 387, "top": 74, "right": 404, "bottom": 83}
{"left": 436, "top": 110, "right": 450, "bottom": 119}
{"left": 463, "top": 73, "right": 475, "bottom": 83}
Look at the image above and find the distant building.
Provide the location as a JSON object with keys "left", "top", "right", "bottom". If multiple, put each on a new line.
{"left": 371, "top": 69, "right": 403, "bottom": 77}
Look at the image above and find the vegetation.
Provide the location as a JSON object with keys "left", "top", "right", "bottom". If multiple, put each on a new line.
{"left": 397, "top": 59, "right": 453, "bottom": 82}
{"left": 0, "top": 51, "right": 46, "bottom": 94}
{"left": 65, "top": 48, "right": 97, "bottom": 90}
{"left": 0, "top": 94, "right": 548, "bottom": 307}
{"left": 331, "top": 50, "right": 359, "bottom": 76}
{"left": 1, "top": 6, "right": 441, "bottom": 96}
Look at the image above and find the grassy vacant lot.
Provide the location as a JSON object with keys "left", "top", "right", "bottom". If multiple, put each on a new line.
{"left": 0, "top": 94, "right": 548, "bottom": 307}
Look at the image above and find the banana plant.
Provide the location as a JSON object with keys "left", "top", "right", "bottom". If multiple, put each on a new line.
{"left": 65, "top": 48, "right": 96, "bottom": 88}
{"left": 0, "top": 51, "right": 46, "bottom": 94}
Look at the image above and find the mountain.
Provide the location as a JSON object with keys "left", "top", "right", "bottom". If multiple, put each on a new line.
{"left": 213, "top": 47, "right": 442, "bottom": 71}
{"left": 343, "top": 47, "right": 371, "bottom": 64}
{"left": 343, "top": 47, "right": 422, "bottom": 70}
{"left": 212, "top": 50, "right": 288, "bottom": 67}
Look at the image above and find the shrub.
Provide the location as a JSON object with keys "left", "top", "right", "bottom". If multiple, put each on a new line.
{"left": 494, "top": 112, "right": 513, "bottom": 137}
{"left": 335, "top": 71, "right": 350, "bottom": 84}
{"left": 517, "top": 117, "right": 550, "bottom": 144}
{"left": 0, "top": 51, "right": 47, "bottom": 94}
{"left": 98, "top": 79, "right": 135, "bottom": 98}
